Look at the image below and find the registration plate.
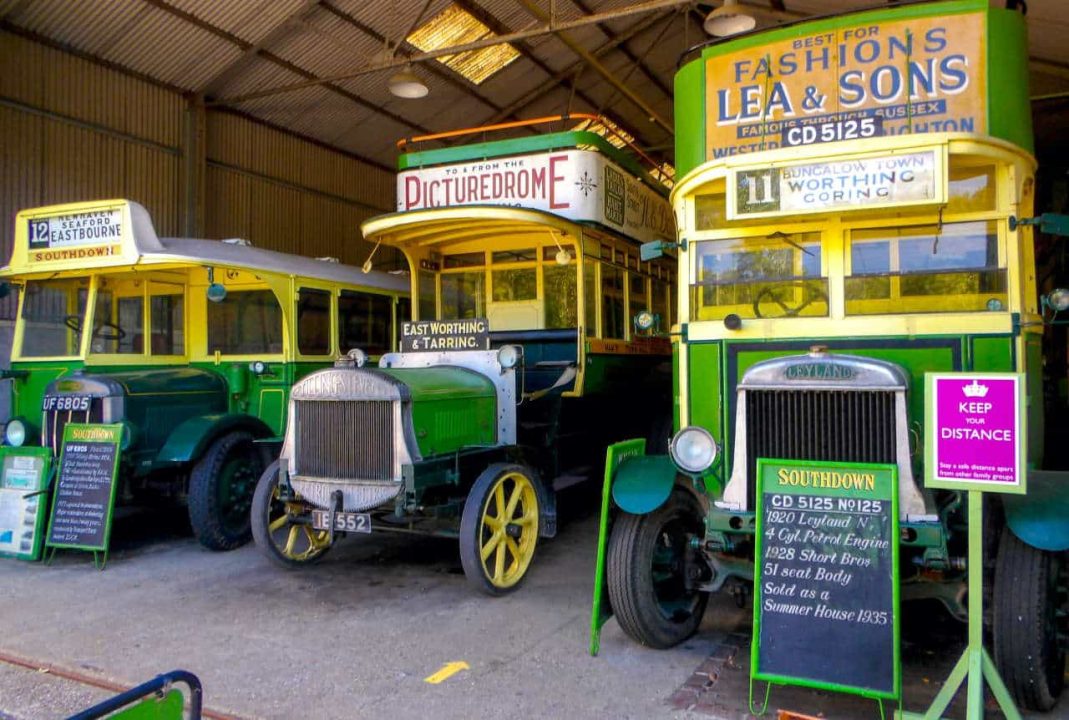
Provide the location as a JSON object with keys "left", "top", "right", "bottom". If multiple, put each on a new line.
{"left": 42, "top": 394, "right": 92, "bottom": 412}
{"left": 311, "top": 510, "right": 371, "bottom": 534}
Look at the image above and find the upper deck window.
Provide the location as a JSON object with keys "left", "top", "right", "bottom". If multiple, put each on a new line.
{"left": 207, "top": 290, "right": 283, "bottom": 355}
{"left": 18, "top": 278, "right": 88, "bottom": 358}
{"left": 846, "top": 221, "right": 1004, "bottom": 315}
{"left": 691, "top": 233, "right": 826, "bottom": 321}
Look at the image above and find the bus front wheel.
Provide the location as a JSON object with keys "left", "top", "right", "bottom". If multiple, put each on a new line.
{"left": 251, "top": 461, "right": 333, "bottom": 568}
{"left": 993, "top": 529, "right": 1067, "bottom": 711}
{"left": 188, "top": 431, "right": 263, "bottom": 551}
{"left": 607, "top": 489, "right": 708, "bottom": 648}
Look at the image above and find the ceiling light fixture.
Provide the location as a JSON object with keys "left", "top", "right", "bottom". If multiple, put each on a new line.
{"left": 388, "top": 64, "right": 429, "bottom": 99}
{"left": 703, "top": 0, "right": 756, "bottom": 37}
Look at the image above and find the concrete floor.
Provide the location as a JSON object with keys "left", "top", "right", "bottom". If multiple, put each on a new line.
{"left": 0, "top": 499, "right": 1065, "bottom": 720}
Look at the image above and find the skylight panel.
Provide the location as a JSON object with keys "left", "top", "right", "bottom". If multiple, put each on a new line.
{"left": 407, "top": 4, "right": 520, "bottom": 85}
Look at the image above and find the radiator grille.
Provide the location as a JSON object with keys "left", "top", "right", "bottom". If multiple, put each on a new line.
{"left": 744, "top": 389, "right": 897, "bottom": 496}
{"left": 43, "top": 402, "right": 103, "bottom": 456}
{"left": 294, "top": 400, "right": 395, "bottom": 480}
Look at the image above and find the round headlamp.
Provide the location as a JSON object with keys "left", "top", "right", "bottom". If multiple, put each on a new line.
{"left": 669, "top": 426, "right": 718, "bottom": 475}
{"left": 4, "top": 418, "right": 27, "bottom": 447}
{"left": 1046, "top": 288, "right": 1069, "bottom": 312}
{"left": 634, "top": 310, "right": 655, "bottom": 332}
{"left": 347, "top": 348, "right": 368, "bottom": 368}
{"left": 497, "top": 345, "right": 520, "bottom": 369}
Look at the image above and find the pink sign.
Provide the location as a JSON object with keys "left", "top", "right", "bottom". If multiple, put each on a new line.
{"left": 926, "top": 374, "right": 1025, "bottom": 493}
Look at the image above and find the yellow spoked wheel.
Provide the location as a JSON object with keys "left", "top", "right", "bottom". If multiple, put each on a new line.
{"left": 459, "top": 463, "right": 541, "bottom": 595}
{"left": 251, "top": 461, "right": 333, "bottom": 568}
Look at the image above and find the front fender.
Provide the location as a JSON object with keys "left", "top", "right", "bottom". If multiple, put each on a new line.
{"left": 156, "top": 414, "right": 274, "bottom": 464}
{"left": 611, "top": 454, "right": 678, "bottom": 515}
{"left": 1003, "top": 470, "right": 1069, "bottom": 551}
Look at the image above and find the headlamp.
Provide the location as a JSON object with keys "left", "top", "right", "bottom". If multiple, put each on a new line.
{"left": 669, "top": 426, "right": 718, "bottom": 474}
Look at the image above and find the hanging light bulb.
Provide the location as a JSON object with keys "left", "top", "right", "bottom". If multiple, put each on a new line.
{"left": 388, "top": 64, "right": 429, "bottom": 98}
{"left": 703, "top": 0, "right": 756, "bottom": 37}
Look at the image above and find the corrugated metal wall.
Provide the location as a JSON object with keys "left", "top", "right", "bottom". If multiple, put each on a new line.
{"left": 0, "top": 31, "right": 399, "bottom": 323}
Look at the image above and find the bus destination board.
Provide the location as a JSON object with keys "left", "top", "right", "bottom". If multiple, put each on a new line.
{"left": 753, "top": 458, "right": 900, "bottom": 699}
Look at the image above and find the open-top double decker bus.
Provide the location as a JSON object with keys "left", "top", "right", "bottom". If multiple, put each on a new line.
{"left": 251, "top": 117, "right": 678, "bottom": 594}
{"left": 0, "top": 199, "right": 408, "bottom": 551}
{"left": 592, "top": 0, "right": 1069, "bottom": 712}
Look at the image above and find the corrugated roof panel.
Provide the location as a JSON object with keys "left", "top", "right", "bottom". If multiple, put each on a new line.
{"left": 269, "top": 15, "right": 380, "bottom": 81}
{"left": 330, "top": 0, "right": 452, "bottom": 39}
{"left": 211, "top": 55, "right": 308, "bottom": 99}
{"left": 97, "top": 8, "right": 244, "bottom": 91}
{"left": 169, "top": 0, "right": 311, "bottom": 45}
{"left": 8, "top": 0, "right": 149, "bottom": 56}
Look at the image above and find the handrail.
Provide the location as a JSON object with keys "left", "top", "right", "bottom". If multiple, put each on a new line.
{"left": 67, "top": 670, "right": 203, "bottom": 720}
{"left": 396, "top": 113, "right": 669, "bottom": 184}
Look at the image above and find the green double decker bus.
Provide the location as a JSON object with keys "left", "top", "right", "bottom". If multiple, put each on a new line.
{"left": 593, "top": 0, "right": 1069, "bottom": 712}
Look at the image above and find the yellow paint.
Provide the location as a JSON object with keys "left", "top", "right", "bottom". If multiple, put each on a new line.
{"left": 424, "top": 661, "right": 470, "bottom": 684}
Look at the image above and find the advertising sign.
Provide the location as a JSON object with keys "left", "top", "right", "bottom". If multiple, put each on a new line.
{"left": 924, "top": 373, "right": 1026, "bottom": 494}
{"left": 0, "top": 448, "right": 53, "bottom": 561}
{"left": 753, "top": 458, "right": 900, "bottom": 700}
{"left": 705, "top": 9, "right": 986, "bottom": 159}
{"left": 46, "top": 423, "right": 123, "bottom": 554}
{"left": 400, "top": 318, "right": 490, "bottom": 352}
{"left": 397, "top": 150, "right": 673, "bottom": 243}
{"left": 730, "top": 149, "right": 943, "bottom": 219}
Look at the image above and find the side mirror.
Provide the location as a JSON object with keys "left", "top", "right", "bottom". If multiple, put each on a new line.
{"left": 207, "top": 283, "right": 227, "bottom": 303}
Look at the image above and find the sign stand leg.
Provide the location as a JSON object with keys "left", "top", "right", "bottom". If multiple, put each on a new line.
{"left": 898, "top": 492, "right": 1021, "bottom": 720}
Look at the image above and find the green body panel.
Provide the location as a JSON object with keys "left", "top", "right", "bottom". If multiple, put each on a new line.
{"left": 380, "top": 367, "right": 497, "bottom": 457}
{"left": 671, "top": 342, "right": 681, "bottom": 435}
{"left": 8, "top": 360, "right": 83, "bottom": 434}
{"left": 611, "top": 454, "right": 677, "bottom": 514}
{"left": 687, "top": 342, "right": 722, "bottom": 440}
{"left": 674, "top": 0, "right": 1033, "bottom": 170}
{"left": 155, "top": 413, "right": 273, "bottom": 464}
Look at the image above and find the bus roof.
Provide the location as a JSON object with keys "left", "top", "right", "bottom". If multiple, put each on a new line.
{"left": 1, "top": 199, "right": 409, "bottom": 293}
{"left": 362, "top": 205, "right": 583, "bottom": 250}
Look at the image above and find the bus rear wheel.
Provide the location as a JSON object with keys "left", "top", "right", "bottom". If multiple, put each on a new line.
{"left": 251, "top": 461, "right": 332, "bottom": 568}
{"left": 993, "top": 529, "right": 1067, "bottom": 712}
{"left": 459, "top": 464, "right": 541, "bottom": 596}
{"left": 607, "top": 489, "right": 708, "bottom": 648}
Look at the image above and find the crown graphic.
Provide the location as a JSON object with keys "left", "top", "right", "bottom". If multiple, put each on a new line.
{"left": 962, "top": 380, "right": 989, "bottom": 398}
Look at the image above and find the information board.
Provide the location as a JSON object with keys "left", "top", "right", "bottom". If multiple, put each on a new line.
{"left": 0, "top": 447, "right": 53, "bottom": 561}
{"left": 400, "top": 318, "right": 490, "bottom": 352}
{"left": 753, "top": 458, "right": 899, "bottom": 699}
{"left": 925, "top": 372, "right": 1026, "bottom": 494}
{"left": 46, "top": 423, "right": 122, "bottom": 553}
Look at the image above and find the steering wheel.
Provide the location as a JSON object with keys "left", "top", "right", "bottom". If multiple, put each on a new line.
{"left": 63, "top": 315, "right": 83, "bottom": 333}
{"left": 753, "top": 281, "right": 827, "bottom": 318}
{"left": 93, "top": 322, "right": 126, "bottom": 341}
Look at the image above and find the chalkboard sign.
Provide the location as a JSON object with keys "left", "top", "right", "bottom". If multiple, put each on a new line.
{"left": 46, "top": 424, "right": 122, "bottom": 555}
{"left": 752, "top": 458, "right": 900, "bottom": 700}
{"left": 400, "top": 318, "right": 490, "bottom": 352}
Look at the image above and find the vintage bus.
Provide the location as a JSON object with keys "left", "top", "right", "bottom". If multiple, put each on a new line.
{"left": 251, "top": 119, "right": 677, "bottom": 594}
{"left": 0, "top": 199, "right": 408, "bottom": 552}
{"left": 592, "top": 0, "right": 1069, "bottom": 712}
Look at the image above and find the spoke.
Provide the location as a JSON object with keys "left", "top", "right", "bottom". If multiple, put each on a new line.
{"left": 504, "top": 481, "right": 524, "bottom": 520}
{"left": 493, "top": 538, "right": 506, "bottom": 582}
{"left": 504, "top": 535, "right": 522, "bottom": 569}
{"left": 284, "top": 525, "right": 300, "bottom": 555}
{"left": 301, "top": 525, "right": 318, "bottom": 547}
{"left": 483, "top": 515, "right": 502, "bottom": 531}
{"left": 269, "top": 515, "right": 289, "bottom": 532}
{"left": 481, "top": 532, "right": 501, "bottom": 561}
{"left": 493, "top": 483, "right": 506, "bottom": 520}
{"left": 512, "top": 516, "right": 536, "bottom": 527}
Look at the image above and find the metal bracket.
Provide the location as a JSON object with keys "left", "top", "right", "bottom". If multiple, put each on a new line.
{"left": 1009, "top": 213, "right": 1069, "bottom": 236}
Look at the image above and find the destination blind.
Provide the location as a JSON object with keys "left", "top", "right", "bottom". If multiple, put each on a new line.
{"left": 753, "top": 459, "right": 899, "bottom": 698}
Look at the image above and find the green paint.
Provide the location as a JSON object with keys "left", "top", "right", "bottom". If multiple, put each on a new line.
{"left": 751, "top": 458, "right": 901, "bottom": 701}
{"left": 969, "top": 336, "right": 1013, "bottom": 371}
{"left": 0, "top": 447, "right": 53, "bottom": 561}
{"left": 673, "top": 60, "right": 706, "bottom": 179}
{"left": 383, "top": 367, "right": 497, "bottom": 456}
{"left": 687, "top": 342, "right": 721, "bottom": 438}
{"left": 589, "top": 438, "right": 647, "bottom": 656}
{"left": 155, "top": 414, "right": 273, "bottom": 464}
{"left": 109, "top": 689, "right": 184, "bottom": 720}
{"left": 986, "top": 7, "right": 1033, "bottom": 154}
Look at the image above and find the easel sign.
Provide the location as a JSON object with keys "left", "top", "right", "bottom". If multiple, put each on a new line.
{"left": 45, "top": 423, "right": 123, "bottom": 569}
{"left": 0, "top": 446, "right": 53, "bottom": 561}
{"left": 750, "top": 458, "right": 900, "bottom": 713}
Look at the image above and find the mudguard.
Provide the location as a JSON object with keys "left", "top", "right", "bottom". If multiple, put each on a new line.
{"left": 611, "top": 454, "right": 678, "bottom": 515}
{"left": 1002, "top": 470, "right": 1069, "bottom": 551}
{"left": 156, "top": 414, "right": 274, "bottom": 464}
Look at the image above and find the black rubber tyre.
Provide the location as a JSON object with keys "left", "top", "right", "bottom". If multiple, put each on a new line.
{"left": 607, "top": 489, "right": 708, "bottom": 648}
{"left": 459, "top": 463, "right": 541, "bottom": 596}
{"left": 251, "top": 460, "right": 332, "bottom": 569}
{"left": 188, "top": 430, "right": 264, "bottom": 551}
{"left": 993, "top": 529, "right": 1067, "bottom": 712}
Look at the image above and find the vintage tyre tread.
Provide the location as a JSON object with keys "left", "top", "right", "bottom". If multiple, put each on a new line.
{"left": 993, "top": 529, "right": 1066, "bottom": 712}
{"left": 251, "top": 460, "right": 331, "bottom": 569}
{"left": 459, "top": 463, "right": 540, "bottom": 597}
{"left": 606, "top": 489, "right": 708, "bottom": 649}
{"left": 188, "top": 430, "right": 260, "bottom": 552}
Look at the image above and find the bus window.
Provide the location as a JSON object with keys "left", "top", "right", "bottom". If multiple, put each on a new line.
{"left": 629, "top": 273, "right": 648, "bottom": 316}
{"left": 695, "top": 193, "right": 726, "bottom": 231}
{"left": 846, "top": 221, "right": 1004, "bottom": 315}
{"left": 602, "top": 264, "right": 626, "bottom": 338}
{"left": 418, "top": 270, "right": 436, "bottom": 321}
{"left": 297, "top": 288, "right": 331, "bottom": 356}
{"left": 207, "top": 290, "right": 284, "bottom": 355}
{"left": 652, "top": 277, "right": 669, "bottom": 328}
{"left": 491, "top": 267, "right": 536, "bottom": 302}
{"left": 90, "top": 289, "right": 141, "bottom": 355}
{"left": 584, "top": 259, "right": 598, "bottom": 336}
{"left": 150, "top": 290, "right": 184, "bottom": 355}
{"left": 441, "top": 270, "right": 484, "bottom": 320}
{"left": 339, "top": 290, "right": 392, "bottom": 356}
{"left": 690, "top": 233, "right": 825, "bottom": 321}
{"left": 543, "top": 261, "right": 577, "bottom": 329}
{"left": 947, "top": 164, "right": 996, "bottom": 214}
{"left": 18, "top": 278, "right": 87, "bottom": 358}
